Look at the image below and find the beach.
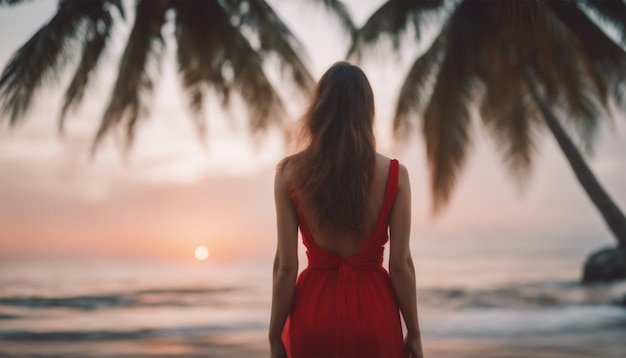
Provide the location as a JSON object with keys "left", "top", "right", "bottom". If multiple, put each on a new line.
{"left": 1, "top": 234, "right": 625, "bottom": 357}
{"left": 1, "top": 324, "right": 624, "bottom": 357}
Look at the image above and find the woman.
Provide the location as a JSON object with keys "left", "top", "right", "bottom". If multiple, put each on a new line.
{"left": 269, "top": 62, "right": 423, "bottom": 358}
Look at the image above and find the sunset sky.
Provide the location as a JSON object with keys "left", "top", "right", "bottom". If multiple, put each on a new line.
{"left": 0, "top": 0, "right": 624, "bottom": 263}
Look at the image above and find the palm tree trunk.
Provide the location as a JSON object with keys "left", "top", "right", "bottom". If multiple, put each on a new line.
{"left": 522, "top": 68, "right": 626, "bottom": 247}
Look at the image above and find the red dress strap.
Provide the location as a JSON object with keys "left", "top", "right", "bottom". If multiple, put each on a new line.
{"left": 371, "top": 159, "right": 400, "bottom": 240}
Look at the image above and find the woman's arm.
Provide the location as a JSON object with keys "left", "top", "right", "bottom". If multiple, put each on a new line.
{"left": 388, "top": 164, "right": 423, "bottom": 357}
{"left": 268, "top": 168, "right": 299, "bottom": 356}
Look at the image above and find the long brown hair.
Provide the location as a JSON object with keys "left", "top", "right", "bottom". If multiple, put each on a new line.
{"left": 280, "top": 62, "right": 376, "bottom": 236}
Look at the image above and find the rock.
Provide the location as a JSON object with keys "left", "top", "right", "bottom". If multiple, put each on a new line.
{"left": 582, "top": 246, "right": 626, "bottom": 283}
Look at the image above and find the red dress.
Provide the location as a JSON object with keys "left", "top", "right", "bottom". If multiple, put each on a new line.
{"left": 282, "top": 159, "right": 404, "bottom": 358}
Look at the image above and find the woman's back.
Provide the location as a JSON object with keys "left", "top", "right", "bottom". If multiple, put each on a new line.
{"left": 281, "top": 156, "right": 404, "bottom": 358}
{"left": 282, "top": 153, "right": 393, "bottom": 258}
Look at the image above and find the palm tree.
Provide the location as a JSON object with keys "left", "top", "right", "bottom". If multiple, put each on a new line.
{"left": 0, "top": 0, "right": 354, "bottom": 151}
{"left": 350, "top": 0, "right": 626, "bottom": 281}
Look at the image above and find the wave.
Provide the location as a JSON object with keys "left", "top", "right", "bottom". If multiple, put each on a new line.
{"left": 419, "top": 280, "right": 626, "bottom": 310}
{"left": 0, "top": 281, "right": 624, "bottom": 341}
{"left": 0, "top": 286, "right": 235, "bottom": 311}
{"left": 0, "top": 313, "right": 21, "bottom": 320}
{"left": 425, "top": 305, "right": 626, "bottom": 337}
{"left": 1, "top": 280, "right": 624, "bottom": 313}
{"left": 0, "top": 322, "right": 265, "bottom": 342}
{"left": 417, "top": 280, "right": 626, "bottom": 337}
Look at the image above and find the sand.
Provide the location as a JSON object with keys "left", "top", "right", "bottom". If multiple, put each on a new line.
{"left": 1, "top": 328, "right": 624, "bottom": 357}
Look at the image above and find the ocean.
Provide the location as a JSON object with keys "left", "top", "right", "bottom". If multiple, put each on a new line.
{"left": 1, "top": 236, "right": 625, "bottom": 357}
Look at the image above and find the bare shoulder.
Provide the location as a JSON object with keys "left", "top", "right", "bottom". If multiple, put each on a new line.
{"left": 277, "top": 152, "right": 296, "bottom": 170}
{"left": 275, "top": 153, "right": 302, "bottom": 188}
{"left": 275, "top": 156, "right": 289, "bottom": 181}
{"left": 374, "top": 152, "right": 392, "bottom": 174}
{"left": 397, "top": 162, "right": 410, "bottom": 191}
{"left": 397, "top": 160, "right": 409, "bottom": 178}
{"left": 274, "top": 159, "right": 291, "bottom": 200}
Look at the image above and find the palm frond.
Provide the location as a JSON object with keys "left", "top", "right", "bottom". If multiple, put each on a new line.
{"left": 393, "top": 30, "right": 446, "bottom": 140}
{"left": 578, "top": 0, "right": 626, "bottom": 44}
{"left": 175, "top": 0, "right": 239, "bottom": 136}
{"left": 173, "top": 0, "right": 286, "bottom": 139}
{"left": 480, "top": 72, "right": 541, "bottom": 182}
{"left": 348, "top": 0, "right": 444, "bottom": 59}
{"left": 174, "top": 0, "right": 215, "bottom": 136}
{"left": 484, "top": 92, "right": 540, "bottom": 184}
{"left": 422, "top": 2, "right": 478, "bottom": 213}
{"left": 546, "top": 0, "right": 626, "bottom": 107}
{"left": 224, "top": 15, "right": 288, "bottom": 132}
{"left": 59, "top": 1, "right": 122, "bottom": 133}
{"left": 532, "top": 2, "right": 626, "bottom": 144}
{"left": 464, "top": 1, "right": 544, "bottom": 183}
{"left": 548, "top": 50, "right": 604, "bottom": 147}
{"left": 484, "top": 0, "right": 603, "bottom": 146}
{"left": 547, "top": 9, "right": 601, "bottom": 135}
{"left": 0, "top": 0, "right": 107, "bottom": 124}
{"left": 230, "top": 50, "right": 287, "bottom": 133}
{"left": 92, "top": 0, "right": 168, "bottom": 151}
{"left": 237, "top": 0, "right": 314, "bottom": 93}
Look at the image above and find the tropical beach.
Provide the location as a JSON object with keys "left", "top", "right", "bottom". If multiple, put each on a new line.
{"left": 1, "top": 236, "right": 625, "bottom": 357}
{"left": 1, "top": 0, "right": 625, "bottom": 357}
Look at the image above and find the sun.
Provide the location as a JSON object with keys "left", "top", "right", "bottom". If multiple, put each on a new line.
{"left": 194, "top": 246, "right": 209, "bottom": 261}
